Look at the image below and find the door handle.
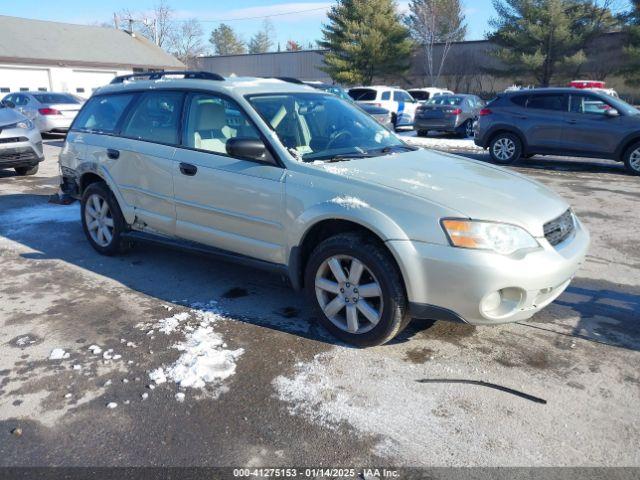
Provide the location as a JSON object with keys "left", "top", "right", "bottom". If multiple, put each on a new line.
{"left": 179, "top": 162, "right": 198, "bottom": 176}
{"left": 107, "top": 148, "right": 120, "bottom": 159}
{"left": 566, "top": 120, "right": 578, "bottom": 125}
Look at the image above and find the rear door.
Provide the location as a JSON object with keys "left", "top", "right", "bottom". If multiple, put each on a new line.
{"left": 393, "top": 90, "right": 418, "bottom": 125}
{"left": 562, "top": 93, "right": 621, "bottom": 156}
{"left": 521, "top": 93, "right": 568, "bottom": 150}
{"left": 172, "top": 92, "right": 285, "bottom": 264}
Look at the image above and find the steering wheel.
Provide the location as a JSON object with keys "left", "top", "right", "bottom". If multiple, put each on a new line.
{"left": 326, "top": 130, "right": 353, "bottom": 150}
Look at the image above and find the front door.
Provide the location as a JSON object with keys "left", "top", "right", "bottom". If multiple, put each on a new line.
{"left": 172, "top": 92, "right": 286, "bottom": 265}
{"left": 562, "top": 93, "right": 622, "bottom": 157}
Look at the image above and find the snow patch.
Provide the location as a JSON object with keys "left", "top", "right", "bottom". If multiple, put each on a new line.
{"left": 155, "top": 311, "right": 191, "bottom": 335}
{"left": 330, "top": 196, "right": 369, "bottom": 209}
{"left": 400, "top": 132, "right": 484, "bottom": 152}
{"left": 49, "top": 348, "right": 69, "bottom": 360}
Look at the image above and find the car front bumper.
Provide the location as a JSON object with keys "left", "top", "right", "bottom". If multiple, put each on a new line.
{"left": 390, "top": 218, "right": 590, "bottom": 325}
{"left": 0, "top": 127, "right": 44, "bottom": 168}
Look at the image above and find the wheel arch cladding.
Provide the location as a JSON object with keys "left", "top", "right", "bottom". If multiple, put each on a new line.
{"left": 289, "top": 218, "right": 408, "bottom": 294}
{"left": 617, "top": 135, "right": 640, "bottom": 161}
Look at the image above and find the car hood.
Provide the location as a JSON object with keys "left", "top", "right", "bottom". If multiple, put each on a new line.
{"left": 322, "top": 149, "right": 569, "bottom": 237}
{"left": 0, "top": 107, "right": 25, "bottom": 127}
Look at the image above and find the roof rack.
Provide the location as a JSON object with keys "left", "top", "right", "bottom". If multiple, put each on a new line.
{"left": 110, "top": 71, "right": 225, "bottom": 84}
{"left": 270, "top": 76, "right": 305, "bottom": 85}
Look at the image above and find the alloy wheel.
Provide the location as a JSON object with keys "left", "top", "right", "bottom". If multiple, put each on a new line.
{"left": 630, "top": 148, "right": 640, "bottom": 173}
{"left": 314, "top": 255, "right": 384, "bottom": 334}
{"left": 493, "top": 137, "right": 516, "bottom": 161}
{"left": 465, "top": 120, "right": 474, "bottom": 138}
{"left": 84, "top": 193, "right": 115, "bottom": 247}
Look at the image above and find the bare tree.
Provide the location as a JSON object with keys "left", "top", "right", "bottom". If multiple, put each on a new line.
{"left": 116, "top": 0, "right": 175, "bottom": 48}
{"left": 170, "top": 18, "right": 206, "bottom": 68}
{"left": 406, "top": 0, "right": 467, "bottom": 86}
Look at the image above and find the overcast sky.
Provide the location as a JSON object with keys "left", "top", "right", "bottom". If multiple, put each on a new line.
{"left": 0, "top": 0, "right": 510, "bottom": 50}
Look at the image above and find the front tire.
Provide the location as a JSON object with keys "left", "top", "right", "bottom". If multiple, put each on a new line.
{"left": 15, "top": 165, "right": 38, "bottom": 176}
{"left": 623, "top": 142, "right": 640, "bottom": 176}
{"left": 304, "top": 233, "right": 410, "bottom": 347}
{"left": 81, "top": 182, "right": 127, "bottom": 255}
{"left": 489, "top": 132, "right": 522, "bottom": 164}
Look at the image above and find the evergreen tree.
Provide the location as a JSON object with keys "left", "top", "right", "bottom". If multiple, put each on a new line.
{"left": 319, "top": 0, "right": 413, "bottom": 85}
{"left": 209, "top": 24, "right": 246, "bottom": 55}
{"left": 489, "top": 0, "right": 615, "bottom": 87}
{"left": 621, "top": 1, "right": 640, "bottom": 86}
{"left": 248, "top": 19, "right": 275, "bottom": 54}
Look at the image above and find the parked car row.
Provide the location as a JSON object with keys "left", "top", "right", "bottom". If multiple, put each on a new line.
{"left": 0, "top": 99, "right": 44, "bottom": 176}
{"left": 1, "top": 92, "right": 83, "bottom": 134}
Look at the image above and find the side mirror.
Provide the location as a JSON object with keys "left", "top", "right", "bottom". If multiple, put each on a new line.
{"left": 605, "top": 108, "right": 619, "bottom": 117}
{"left": 4, "top": 100, "right": 15, "bottom": 108}
{"left": 226, "top": 137, "right": 270, "bottom": 163}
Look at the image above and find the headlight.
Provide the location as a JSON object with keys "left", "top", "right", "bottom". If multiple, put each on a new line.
{"left": 6, "top": 119, "right": 34, "bottom": 130}
{"left": 441, "top": 219, "right": 539, "bottom": 255}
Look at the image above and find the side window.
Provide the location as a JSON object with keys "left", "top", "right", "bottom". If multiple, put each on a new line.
{"left": 393, "top": 91, "right": 412, "bottom": 102}
{"left": 527, "top": 94, "right": 568, "bottom": 112}
{"left": 510, "top": 95, "right": 529, "bottom": 107}
{"left": 121, "top": 91, "right": 184, "bottom": 144}
{"left": 570, "top": 94, "right": 612, "bottom": 115}
{"left": 183, "top": 93, "right": 261, "bottom": 156}
{"left": 381, "top": 91, "right": 391, "bottom": 101}
{"left": 72, "top": 94, "right": 135, "bottom": 133}
{"left": 12, "top": 95, "right": 27, "bottom": 106}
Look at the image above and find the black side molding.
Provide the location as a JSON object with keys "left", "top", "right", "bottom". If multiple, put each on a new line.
{"left": 408, "top": 303, "right": 467, "bottom": 324}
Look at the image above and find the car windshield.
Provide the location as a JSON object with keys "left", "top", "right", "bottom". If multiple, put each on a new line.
{"left": 427, "top": 96, "right": 463, "bottom": 106}
{"left": 33, "top": 93, "right": 80, "bottom": 104}
{"left": 247, "top": 92, "right": 409, "bottom": 162}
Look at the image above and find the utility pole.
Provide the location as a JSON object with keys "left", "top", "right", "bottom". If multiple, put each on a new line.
{"left": 113, "top": 13, "right": 119, "bottom": 29}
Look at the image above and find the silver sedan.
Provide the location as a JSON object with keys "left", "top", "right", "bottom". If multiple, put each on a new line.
{"left": 2, "top": 92, "right": 83, "bottom": 134}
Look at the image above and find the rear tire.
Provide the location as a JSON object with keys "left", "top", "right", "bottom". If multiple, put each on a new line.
{"left": 305, "top": 232, "right": 411, "bottom": 347}
{"left": 416, "top": 129, "right": 429, "bottom": 137}
{"left": 81, "top": 182, "right": 128, "bottom": 256}
{"left": 456, "top": 120, "right": 473, "bottom": 138}
{"left": 623, "top": 142, "right": 640, "bottom": 176}
{"left": 15, "top": 165, "right": 38, "bottom": 176}
{"left": 489, "top": 132, "right": 522, "bottom": 164}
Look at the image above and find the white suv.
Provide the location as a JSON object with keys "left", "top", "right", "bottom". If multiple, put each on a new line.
{"left": 348, "top": 86, "right": 419, "bottom": 129}
{"left": 59, "top": 72, "right": 589, "bottom": 347}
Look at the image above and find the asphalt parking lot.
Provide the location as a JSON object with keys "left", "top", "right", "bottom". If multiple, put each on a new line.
{"left": 0, "top": 136, "right": 639, "bottom": 468}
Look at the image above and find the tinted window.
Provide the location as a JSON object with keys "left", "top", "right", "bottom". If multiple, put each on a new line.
{"left": 527, "top": 94, "right": 568, "bottom": 112}
{"left": 183, "top": 93, "right": 261, "bottom": 155}
{"left": 409, "top": 91, "right": 430, "bottom": 101}
{"left": 349, "top": 88, "right": 377, "bottom": 101}
{"left": 121, "top": 92, "right": 184, "bottom": 144}
{"left": 510, "top": 95, "right": 529, "bottom": 107}
{"left": 381, "top": 91, "right": 391, "bottom": 100}
{"left": 73, "top": 94, "right": 135, "bottom": 133}
{"left": 33, "top": 93, "right": 80, "bottom": 104}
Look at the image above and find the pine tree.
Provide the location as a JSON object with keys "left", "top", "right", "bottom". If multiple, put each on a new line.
{"left": 209, "top": 24, "right": 246, "bottom": 55}
{"left": 248, "top": 19, "right": 275, "bottom": 54}
{"left": 489, "top": 0, "right": 615, "bottom": 87}
{"left": 621, "top": 1, "right": 640, "bottom": 86}
{"left": 319, "top": 0, "right": 413, "bottom": 85}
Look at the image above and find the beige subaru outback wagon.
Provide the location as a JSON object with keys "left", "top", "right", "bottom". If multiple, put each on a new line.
{"left": 59, "top": 72, "right": 589, "bottom": 346}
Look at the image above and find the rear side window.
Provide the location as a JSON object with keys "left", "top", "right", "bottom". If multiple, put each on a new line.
{"left": 120, "top": 91, "right": 184, "bottom": 145}
{"left": 348, "top": 88, "right": 377, "bottom": 101}
{"left": 73, "top": 94, "right": 135, "bottom": 133}
{"left": 527, "top": 94, "right": 568, "bottom": 112}
{"left": 510, "top": 95, "right": 529, "bottom": 107}
{"left": 393, "top": 91, "right": 413, "bottom": 102}
{"left": 381, "top": 91, "right": 391, "bottom": 100}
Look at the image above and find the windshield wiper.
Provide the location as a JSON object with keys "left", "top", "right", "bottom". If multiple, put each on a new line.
{"left": 306, "top": 152, "right": 376, "bottom": 163}
{"left": 370, "top": 144, "right": 418, "bottom": 155}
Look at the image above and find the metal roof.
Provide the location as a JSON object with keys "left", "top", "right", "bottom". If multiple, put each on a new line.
{"left": 0, "top": 15, "right": 184, "bottom": 69}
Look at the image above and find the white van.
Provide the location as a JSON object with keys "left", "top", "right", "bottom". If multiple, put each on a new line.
{"left": 348, "top": 86, "right": 418, "bottom": 129}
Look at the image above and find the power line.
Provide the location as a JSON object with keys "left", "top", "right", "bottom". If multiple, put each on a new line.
{"left": 171, "top": 5, "right": 329, "bottom": 23}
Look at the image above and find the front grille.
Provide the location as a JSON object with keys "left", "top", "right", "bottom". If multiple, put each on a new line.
{"left": 544, "top": 209, "right": 575, "bottom": 246}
